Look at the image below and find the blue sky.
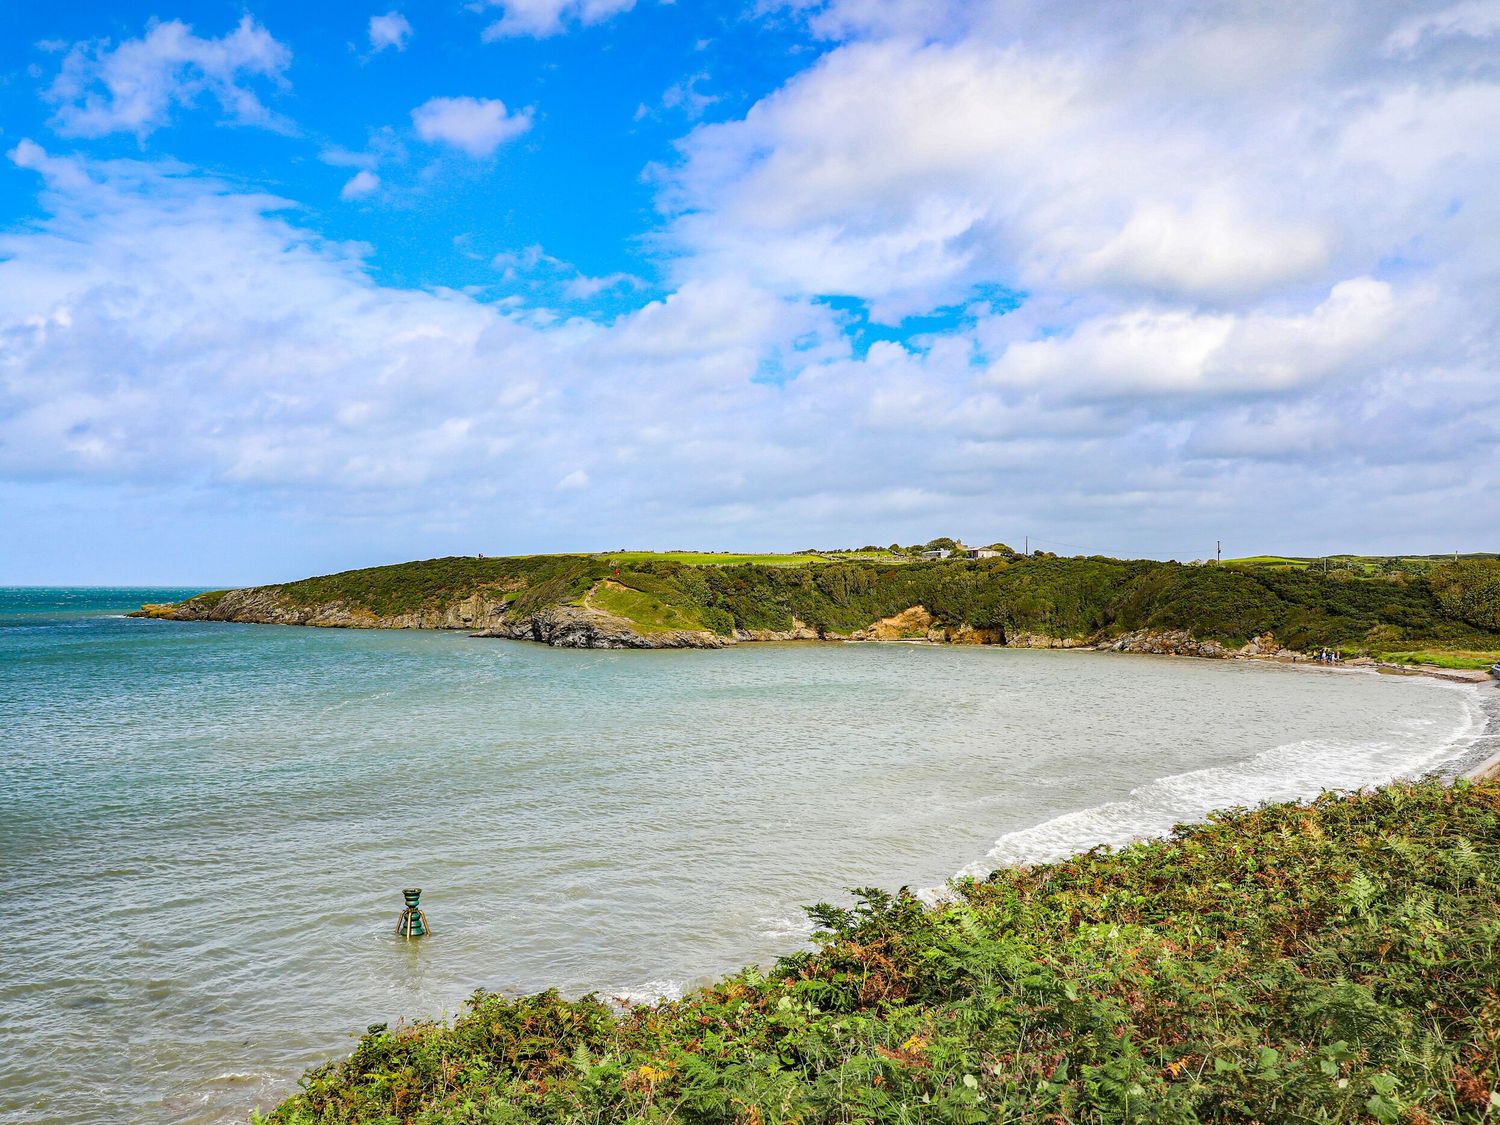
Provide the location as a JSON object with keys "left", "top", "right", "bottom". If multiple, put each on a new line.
{"left": 2, "top": 1, "right": 1499, "bottom": 583}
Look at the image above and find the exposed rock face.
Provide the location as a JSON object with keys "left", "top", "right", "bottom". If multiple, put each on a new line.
{"left": 1005, "top": 632, "right": 1086, "bottom": 649}
{"left": 1235, "top": 632, "right": 1303, "bottom": 661}
{"left": 1102, "top": 629, "right": 1228, "bottom": 658}
{"left": 851, "top": 606, "right": 936, "bottom": 641}
{"left": 944, "top": 623, "right": 1007, "bottom": 645}
{"left": 136, "top": 588, "right": 515, "bottom": 630}
{"left": 734, "top": 617, "right": 827, "bottom": 642}
{"left": 135, "top": 590, "right": 727, "bottom": 649}
{"left": 138, "top": 590, "right": 1309, "bottom": 663}
{"left": 473, "top": 607, "right": 727, "bottom": 650}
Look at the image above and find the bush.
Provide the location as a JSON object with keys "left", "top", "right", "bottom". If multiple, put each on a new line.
{"left": 1432, "top": 560, "right": 1500, "bottom": 631}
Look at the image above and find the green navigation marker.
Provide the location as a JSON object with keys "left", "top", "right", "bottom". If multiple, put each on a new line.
{"left": 396, "top": 887, "right": 429, "bottom": 939}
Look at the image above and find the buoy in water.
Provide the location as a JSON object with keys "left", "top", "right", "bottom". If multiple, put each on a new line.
{"left": 396, "top": 887, "right": 429, "bottom": 939}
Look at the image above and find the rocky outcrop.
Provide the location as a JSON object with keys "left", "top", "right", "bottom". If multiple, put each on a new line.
{"left": 473, "top": 606, "right": 726, "bottom": 649}
{"left": 1234, "top": 632, "right": 1304, "bottom": 661}
{"left": 135, "top": 587, "right": 515, "bottom": 630}
{"left": 851, "top": 606, "right": 937, "bottom": 641}
{"left": 944, "top": 623, "right": 1007, "bottom": 645}
{"left": 734, "top": 617, "right": 828, "bottom": 642}
{"left": 1101, "top": 629, "right": 1228, "bottom": 658}
{"left": 137, "top": 590, "right": 1324, "bottom": 663}
{"left": 1006, "top": 632, "right": 1087, "bottom": 649}
{"left": 135, "top": 589, "right": 727, "bottom": 649}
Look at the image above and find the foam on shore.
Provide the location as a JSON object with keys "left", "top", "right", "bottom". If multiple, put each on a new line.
{"left": 966, "top": 681, "right": 1494, "bottom": 874}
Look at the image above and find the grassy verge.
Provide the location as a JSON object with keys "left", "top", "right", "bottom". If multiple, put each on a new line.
{"left": 1377, "top": 650, "right": 1500, "bottom": 671}
{"left": 587, "top": 580, "right": 714, "bottom": 634}
{"left": 263, "top": 780, "right": 1500, "bottom": 1124}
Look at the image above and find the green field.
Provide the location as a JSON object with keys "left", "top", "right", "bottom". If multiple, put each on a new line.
{"left": 1228, "top": 553, "right": 1500, "bottom": 575}
{"left": 595, "top": 551, "right": 833, "bottom": 567}
{"left": 593, "top": 550, "right": 904, "bottom": 567}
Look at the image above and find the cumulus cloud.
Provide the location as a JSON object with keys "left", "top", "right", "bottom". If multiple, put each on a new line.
{"left": 984, "top": 279, "right": 1407, "bottom": 398}
{"left": 46, "top": 16, "right": 291, "bottom": 138}
{"left": 663, "top": 4, "right": 1497, "bottom": 327}
{"left": 478, "top": 0, "right": 636, "bottom": 40}
{"left": 411, "top": 96, "right": 532, "bottom": 156}
{"left": 7, "top": 1, "right": 1500, "bottom": 569}
{"left": 8, "top": 136, "right": 1496, "bottom": 566}
{"left": 368, "top": 12, "right": 414, "bottom": 53}
{"left": 340, "top": 170, "right": 380, "bottom": 200}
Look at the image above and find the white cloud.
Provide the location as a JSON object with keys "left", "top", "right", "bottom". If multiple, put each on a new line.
{"left": 1386, "top": 0, "right": 1500, "bottom": 52}
{"left": 661, "top": 6, "right": 1500, "bottom": 325}
{"left": 1070, "top": 200, "right": 1328, "bottom": 302}
{"left": 411, "top": 96, "right": 532, "bottom": 157}
{"left": 340, "top": 171, "right": 380, "bottom": 200}
{"left": 478, "top": 0, "right": 636, "bottom": 40}
{"left": 368, "top": 12, "right": 414, "bottom": 53}
{"left": 659, "top": 72, "right": 718, "bottom": 119}
{"left": 564, "top": 271, "right": 641, "bottom": 299}
{"left": 46, "top": 16, "right": 291, "bottom": 138}
{"left": 489, "top": 243, "right": 642, "bottom": 301}
{"left": 984, "top": 279, "right": 1406, "bottom": 398}
{"left": 8, "top": 1, "right": 1500, "bottom": 571}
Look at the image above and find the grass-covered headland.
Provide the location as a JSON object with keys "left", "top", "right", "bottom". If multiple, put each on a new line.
{"left": 264, "top": 780, "right": 1500, "bottom": 1124}
{"left": 139, "top": 547, "right": 1500, "bottom": 664}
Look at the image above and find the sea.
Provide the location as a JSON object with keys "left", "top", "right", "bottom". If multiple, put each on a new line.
{"left": 3, "top": 586, "right": 1497, "bottom": 1124}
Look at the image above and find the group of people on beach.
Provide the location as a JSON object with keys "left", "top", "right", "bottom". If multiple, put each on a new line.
{"left": 1316, "top": 648, "right": 1344, "bottom": 663}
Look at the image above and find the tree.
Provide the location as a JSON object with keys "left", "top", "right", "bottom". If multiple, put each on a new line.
{"left": 1431, "top": 560, "right": 1500, "bottom": 631}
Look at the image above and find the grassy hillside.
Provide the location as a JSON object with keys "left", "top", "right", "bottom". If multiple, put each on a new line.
{"left": 261, "top": 779, "right": 1500, "bottom": 1124}
{"left": 172, "top": 552, "right": 1500, "bottom": 658}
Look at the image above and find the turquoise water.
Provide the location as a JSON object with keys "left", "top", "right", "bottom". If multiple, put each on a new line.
{"left": 1, "top": 588, "right": 1491, "bottom": 1124}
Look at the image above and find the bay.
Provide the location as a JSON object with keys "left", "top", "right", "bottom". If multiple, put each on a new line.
{"left": 0, "top": 588, "right": 1488, "bottom": 1124}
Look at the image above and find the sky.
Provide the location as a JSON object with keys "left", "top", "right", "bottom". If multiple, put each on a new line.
{"left": 1, "top": 0, "right": 1498, "bottom": 583}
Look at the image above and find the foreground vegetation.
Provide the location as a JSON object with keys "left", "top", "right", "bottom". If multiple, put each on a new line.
{"left": 263, "top": 780, "right": 1500, "bottom": 1124}
{"left": 166, "top": 549, "right": 1500, "bottom": 659}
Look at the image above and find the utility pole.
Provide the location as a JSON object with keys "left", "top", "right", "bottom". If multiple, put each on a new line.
{"left": 1024, "top": 535, "right": 1029, "bottom": 556}
{"left": 1216, "top": 540, "right": 1221, "bottom": 563}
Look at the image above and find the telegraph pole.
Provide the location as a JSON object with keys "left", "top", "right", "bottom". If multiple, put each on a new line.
{"left": 1216, "top": 540, "right": 1221, "bottom": 563}
{"left": 1024, "top": 535, "right": 1029, "bottom": 556}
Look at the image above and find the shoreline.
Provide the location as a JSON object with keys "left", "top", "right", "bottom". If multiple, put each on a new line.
{"left": 91, "top": 607, "right": 1500, "bottom": 1120}
{"left": 138, "top": 604, "right": 1500, "bottom": 686}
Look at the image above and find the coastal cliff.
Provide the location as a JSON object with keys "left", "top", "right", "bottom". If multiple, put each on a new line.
{"left": 136, "top": 585, "right": 731, "bottom": 649}
{"left": 134, "top": 590, "right": 1249, "bottom": 655}
{"left": 133, "top": 551, "right": 1500, "bottom": 661}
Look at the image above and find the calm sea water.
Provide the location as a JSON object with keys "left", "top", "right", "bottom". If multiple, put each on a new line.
{"left": 2, "top": 587, "right": 1494, "bottom": 1125}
